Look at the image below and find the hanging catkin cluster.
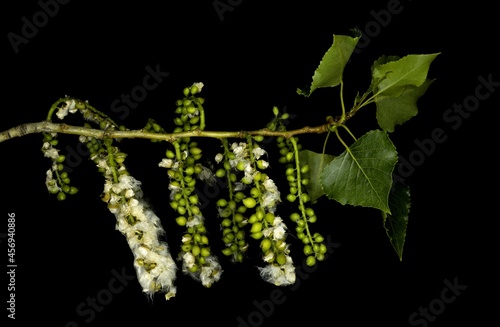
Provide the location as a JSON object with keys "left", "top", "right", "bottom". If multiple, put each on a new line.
{"left": 38, "top": 83, "right": 333, "bottom": 300}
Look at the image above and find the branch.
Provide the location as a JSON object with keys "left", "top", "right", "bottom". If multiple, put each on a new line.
{"left": 0, "top": 121, "right": 331, "bottom": 144}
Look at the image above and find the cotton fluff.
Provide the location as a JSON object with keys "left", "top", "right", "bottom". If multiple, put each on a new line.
{"left": 103, "top": 174, "right": 178, "bottom": 299}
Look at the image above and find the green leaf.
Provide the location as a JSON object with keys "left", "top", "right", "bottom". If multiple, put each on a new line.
{"left": 375, "top": 79, "right": 434, "bottom": 132}
{"left": 371, "top": 53, "right": 440, "bottom": 97}
{"left": 383, "top": 182, "right": 411, "bottom": 261}
{"left": 298, "top": 150, "right": 336, "bottom": 203}
{"left": 298, "top": 29, "right": 361, "bottom": 96}
{"left": 320, "top": 130, "right": 398, "bottom": 213}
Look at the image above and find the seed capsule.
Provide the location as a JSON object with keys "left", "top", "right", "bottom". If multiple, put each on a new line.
{"left": 306, "top": 256, "right": 316, "bottom": 267}
{"left": 260, "top": 238, "right": 272, "bottom": 252}
{"left": 176, "top": 216, "right": 187, "bottom": 226}
{"left": 276, "top": 254, "right": 287, "bottom": 265}
{"left": 242, "top": 197, "right": 257, "bottom": 209}
{"left": 250, "top": 222, "right": 263, "bottom": 234}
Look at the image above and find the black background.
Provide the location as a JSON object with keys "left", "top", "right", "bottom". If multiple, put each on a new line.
{"left": 2, "top": 1, "right": 497, "bottom": 326}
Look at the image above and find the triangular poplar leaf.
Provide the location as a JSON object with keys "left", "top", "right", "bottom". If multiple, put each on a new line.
{"left": 298, "top": 29, "right": 361, "bottom": 96}
{"left": 383, "top": 182, "right": 411, "bottom": 261}
{"left": 375, "top": 79, "right": 434, "bottom": 132}
{"left": 320, "top": 130, "right": 398, "bottom": 213}
{"left": 371, "top": 53, "right": 440, "bottom": 97}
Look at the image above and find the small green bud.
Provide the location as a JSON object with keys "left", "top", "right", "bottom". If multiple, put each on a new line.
{"left": 166, "top": 150, "right": 176, "bottom": 159}
{"left": 313, "top": 233, "right": 324, "bottom": 243}
{"left": 177, "top": 206, "right": 186, "bottom": 215}
{"left": 183, "top": 87, "right": 190, "bottom": 97}
{"left": 200, "top": 247, "right": 211, "bottom": 257}
{"left": 215, "top": 168, "right": 226, "bottom": 178}
{"left": 264, "top": 212, "right": 275, "bottom": 224}
{"left": 248, "top": 214, "right": 258, "bottom": 224}
{"left": 234, "top": 213, "right": 244, "bottom": 223}
{"left": 250, "top": 187, "right": 260, "bottom": 198}
{"left": 256, "top": 208, "right": 265, "bottom": 221}
{"left": 301, "top": 193, "right": 311, "bottom": 203}
{"left": 256, "top": 160, "right": 268, "bottom": 170}
{"left": 191, "top": 245, "right": 201, "bottom": 257}
{"left": 250, "top": 222, "right": 263, "bottom": 234}
{"left": 260, "top": 238, "right": 272, "bottom": 252}
{"left": 222, "top": 248, "right": 233, "bottom": 256}
{"left": 242, "top": 197, "right": 257, "bottom": 209}
{"left": 216, "top": 198, "right": 228, "bottom": 207}
{"left": 49, "top": 187, "right": 60, "bottom": 195}
{"left": 56, "top": 155, "right": 66, "bottom": 163}
{"left": 306, "top": 256, "right": 317, "bottom": 267}
{"left": 250, "top": 232, "right": 263, "bottom": 240}
{"left": 57, "top": 191, "right": 66, "bottom": 201}
{"left": 236, "top": 161, "right": 246, "bottom": 171}
{"left": 276, "top": 253, "right": 287, "bottom": 265}
{"left": 176, "top": 216, "right": 187, "bottom": 226}
{"left": 254, "top": 135, "right": 264, "bottom": 142}
{"left": 191, "top": 206, "right": 200, "bottom": 216}
{"left": 189, "top": 147, "right": 202, "bottom": 155}
{"left": 189, "top": 195, "right": 198, "bottom": 204}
